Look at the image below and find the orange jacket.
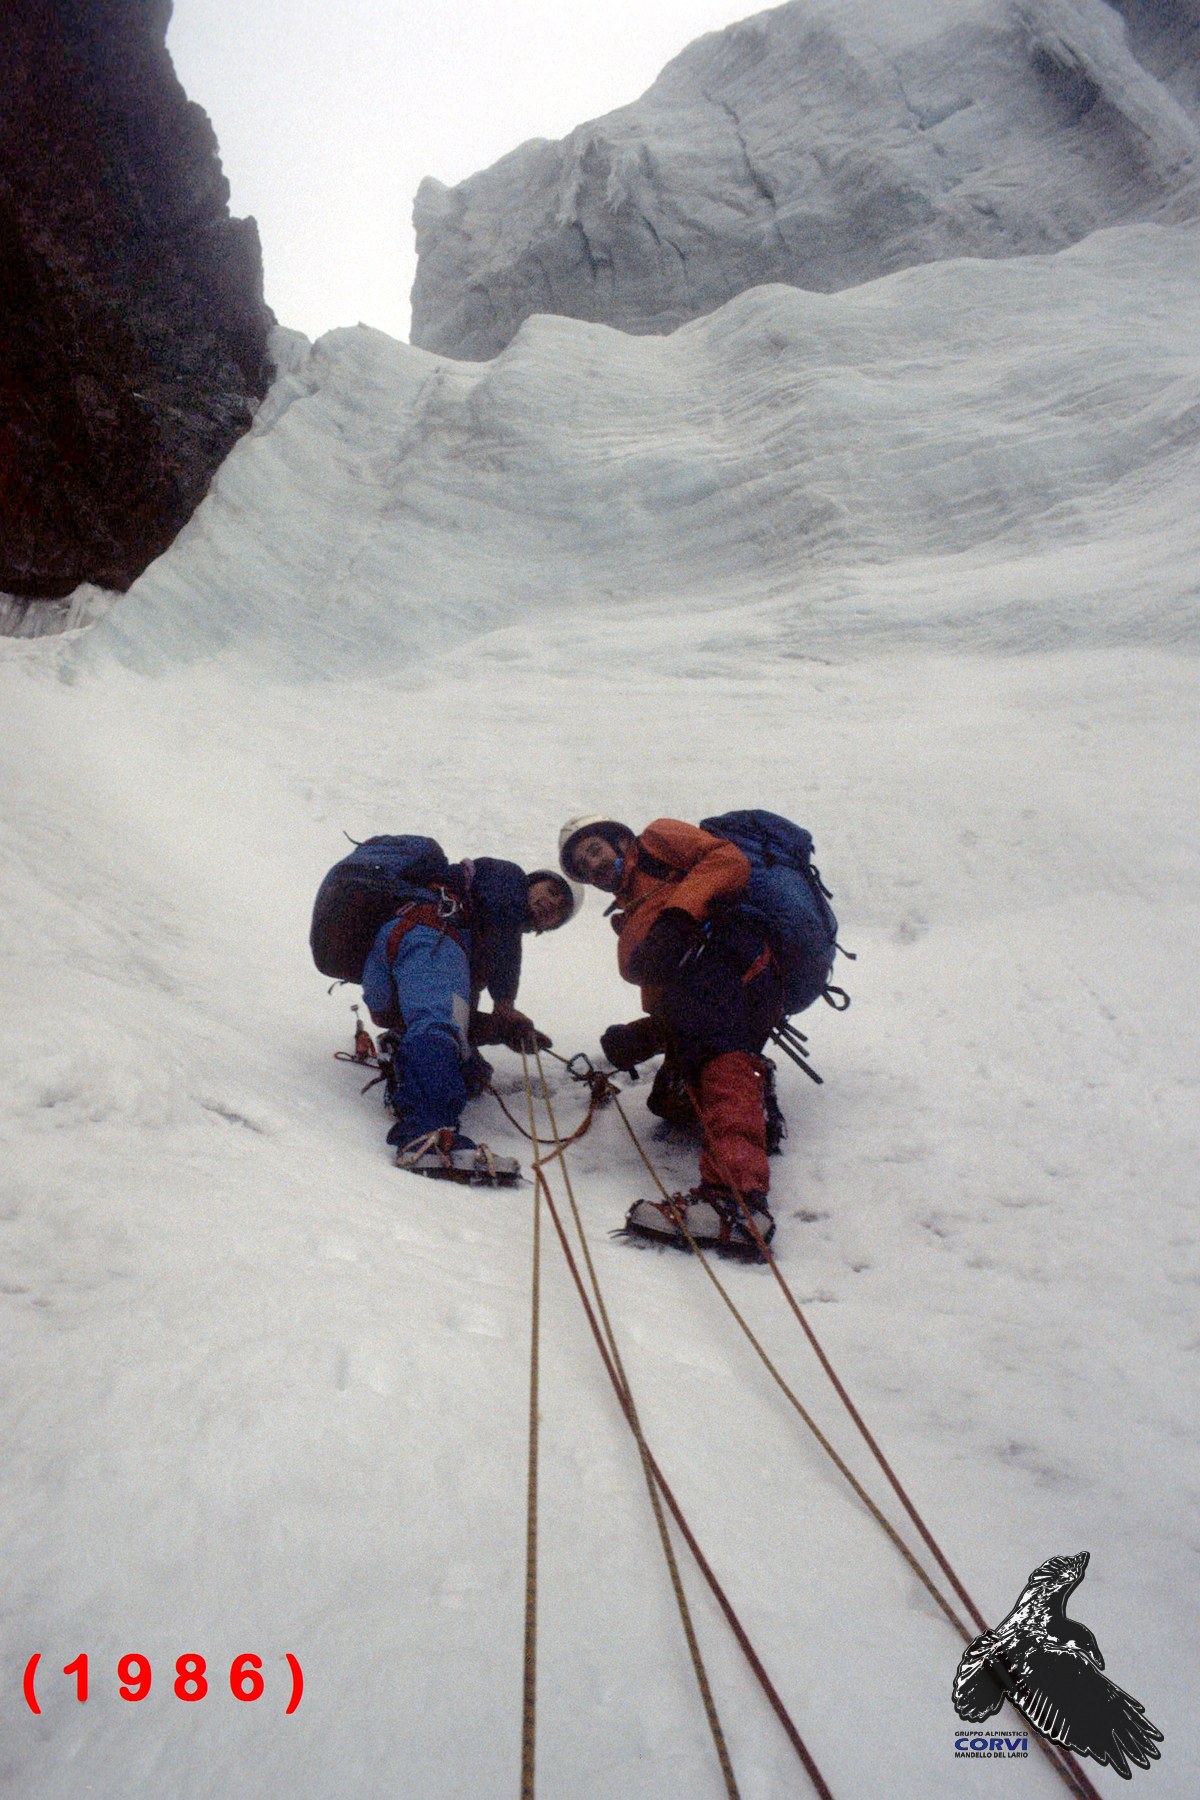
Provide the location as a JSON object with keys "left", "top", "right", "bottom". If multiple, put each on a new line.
{"left": 611, "top": 819, "right": 750, "bottom": 1000}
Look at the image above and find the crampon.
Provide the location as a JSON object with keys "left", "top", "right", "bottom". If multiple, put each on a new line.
{"left": 618, "top": 1182, "right": 774, "bottom": 1262}
{"left": 394, "top": 1128, "right": 520, "bottom": 1186}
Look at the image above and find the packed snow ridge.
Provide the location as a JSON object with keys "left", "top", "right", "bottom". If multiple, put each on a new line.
{"left": 411, "top": 0, "right": 1200, "bottom": 359}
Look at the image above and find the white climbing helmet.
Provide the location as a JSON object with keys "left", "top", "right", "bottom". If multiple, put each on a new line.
{"left": 558, "top": 814, "right": 631, "bottom": 878}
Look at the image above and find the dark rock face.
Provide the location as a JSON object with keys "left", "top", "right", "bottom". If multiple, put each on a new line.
{"left": 1, "top": 0, "right": 274, "bottom": 600}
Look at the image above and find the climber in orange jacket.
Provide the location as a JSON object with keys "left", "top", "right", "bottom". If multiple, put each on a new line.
{"left": 559, "top": 814, "right": 785, "bottom": 1260}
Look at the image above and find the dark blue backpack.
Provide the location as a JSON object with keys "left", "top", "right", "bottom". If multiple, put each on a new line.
{"left": 700, "top": 809, "right": 847, "bottom": 1015}
{"left": 310, "top": 835, "right": 455, "bottom": 983}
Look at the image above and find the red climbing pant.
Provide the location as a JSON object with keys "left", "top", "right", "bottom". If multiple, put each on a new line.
{"left": 697, "top": 1051, "right": 770, "bottom": 1196}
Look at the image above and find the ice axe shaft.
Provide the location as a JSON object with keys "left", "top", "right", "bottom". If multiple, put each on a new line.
{"left": 769, "top": 1026, "right": 823, "bottom": 1085}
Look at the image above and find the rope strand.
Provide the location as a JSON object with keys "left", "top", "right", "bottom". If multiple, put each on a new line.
{"left": 529, "top": 1047, "right": 742, "bottom": 1800}
{"left": 674, "top": 1075, "right": 1104, "bottom": 1800}
{"left": 610, "top": 1093, "right": 976, "bottom": 1632}
{"left": 487, "top": 1068, "right": 613, "bottom": 1157}
{"left": 518, "top": 1053, "right": 542, "bottom": 1800}
{"left": 530, "top": 1130, "right": 835, "bottom": 1796}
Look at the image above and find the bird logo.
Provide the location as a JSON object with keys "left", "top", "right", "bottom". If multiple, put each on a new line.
{"left": 952, "top": 1552, "right": 1163, "bottom": 1781}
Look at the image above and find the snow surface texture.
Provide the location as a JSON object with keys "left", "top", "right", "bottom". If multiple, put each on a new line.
{"left": 411, "top": 0, "right": 1200, "bottom": 360}
{"left": 3, "top": 226, "right": 1198, "bottom": 1791}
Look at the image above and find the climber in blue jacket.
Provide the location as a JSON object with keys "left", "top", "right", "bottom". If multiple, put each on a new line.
{"left": 361, "top": 856, "right": 580, "bottom": 1176}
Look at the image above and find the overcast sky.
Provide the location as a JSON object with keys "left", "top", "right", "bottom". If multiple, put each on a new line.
{"left": 167, "top": 0, "right": 760, "bottom": 344}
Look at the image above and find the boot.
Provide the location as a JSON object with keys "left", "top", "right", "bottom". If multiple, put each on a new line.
{"left": 393, "top": 1128, "right": 520, "bottom": 1185}
{"left": 621, "top": 1191, "right": 689, "bottom": 1248}
{"left": 684, "top": 1183, "right": 775, "bottom": 1260}
{"left": 646, "top": 1059, "right": 698, "bottom": 1129}
{"left": 622, "top": 1182, "right": 774, "bottom": 1262}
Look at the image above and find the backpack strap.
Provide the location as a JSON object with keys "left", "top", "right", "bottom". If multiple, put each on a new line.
{"left": 385, "top": 897, "right": 469, "bottom": 962}
{"left": 633, "top": 838, "right": 682, "bottom": 883}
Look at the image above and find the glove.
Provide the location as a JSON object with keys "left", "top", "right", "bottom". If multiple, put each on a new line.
{"left": 468, "top": 1010, "right": 506, "bottom": 1047}
{"left": 627, "top": 908, "right": 700, "bottom": 985}
{"left": 471, "top": 1007, "right": 550, "bottom": 1052}
{"left": 489, "top": 1002, "right": 551, "bottom": 1053}
{"left": 600, "top": 1016, "right": 663, "bottom": 1072}
{"left": 499, "top": 1016, "right": 552, "bottom": 1053}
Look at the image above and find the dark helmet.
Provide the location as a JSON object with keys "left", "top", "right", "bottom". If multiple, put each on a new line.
{"left": 526, "top": 868, "right": 583, "bottom": 927}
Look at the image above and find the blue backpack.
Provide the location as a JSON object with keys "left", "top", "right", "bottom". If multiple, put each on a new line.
{"left": 310, "top": 835, "right": 457, "bottom": 983}
{"left": 699, "top": 809, "right": 848, "bottom": 1015}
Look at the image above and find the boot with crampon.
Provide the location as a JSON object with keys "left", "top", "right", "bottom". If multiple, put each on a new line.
{"left": 393, "top": 1127, "right": 520, "bottom": 1186}
{"left": 622, "top": 1182, "right": 774, "bottom": 1261}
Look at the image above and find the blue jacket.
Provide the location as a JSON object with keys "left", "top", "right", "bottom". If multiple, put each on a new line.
{"left": 468, "top": 857, "right": 528, "bottom": 1006}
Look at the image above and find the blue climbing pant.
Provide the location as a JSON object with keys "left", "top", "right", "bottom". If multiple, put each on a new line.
{"left": 362, "top": 919, "right": 472, "bottom": 1144}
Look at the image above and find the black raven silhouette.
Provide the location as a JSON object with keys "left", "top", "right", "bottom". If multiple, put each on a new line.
{"left": 953, "top": 1552, "right": 1163, "bottom": 1781}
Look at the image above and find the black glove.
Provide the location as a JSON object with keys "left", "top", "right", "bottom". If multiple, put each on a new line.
{"left": 628, "top": 908, "right": 700, "bottom": 985}
{"left": 468, "top": 1010, "right": 506, "bottom": 1047}
{"left": 481, "top": 1004, "right": 550, "bottom": 1053}
{"left": 499, "top": 1016, "right": 552, "bottom": 1053}
{"left": 600, "top": 1015, "right": 663, "bottom": 1072}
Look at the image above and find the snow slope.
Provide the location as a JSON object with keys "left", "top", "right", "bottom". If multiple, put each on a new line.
{"left": 2, "top": 221, "right": 1198, "bottom": 1796}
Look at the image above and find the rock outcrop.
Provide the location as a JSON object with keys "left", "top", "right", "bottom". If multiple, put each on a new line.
{"left": 1, "top": 0, "right": 274, "bottom": 602}
{"left": 411, "top": 0, "right": 1200, "bottom": 361}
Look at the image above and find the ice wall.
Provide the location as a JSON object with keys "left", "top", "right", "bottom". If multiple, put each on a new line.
{"left": 91, "top": 225, "right": 1200, "bottom": 679}
{"left": 411, "top": 0, "right": 1200, "bottom": 360}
